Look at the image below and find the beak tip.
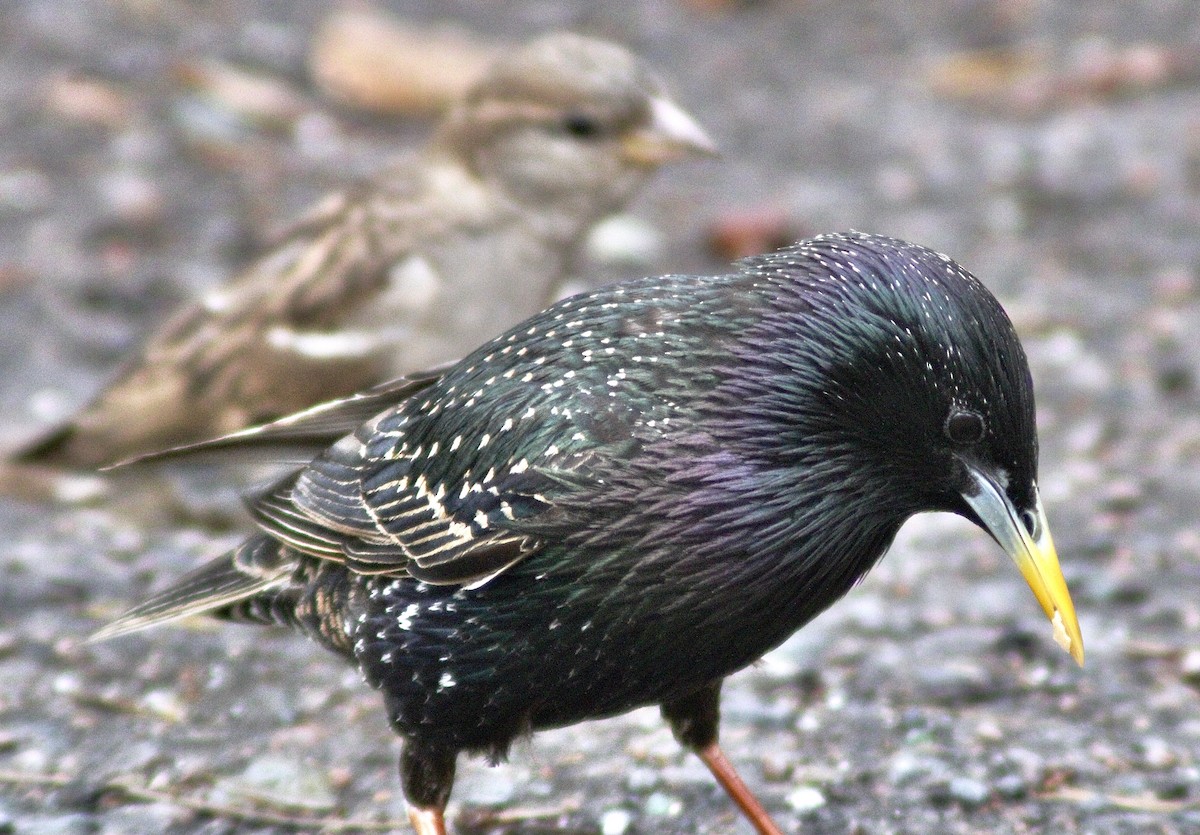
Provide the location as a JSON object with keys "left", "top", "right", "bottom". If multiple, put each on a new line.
{"left": 1051, "top": 609, "right": 1085, "bottom": 666}
{"left": 1069, "top": 636, "right": 1085, "bottom": 667}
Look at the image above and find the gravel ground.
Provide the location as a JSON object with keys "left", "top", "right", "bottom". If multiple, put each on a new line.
{"left": 3, "top": 1, "right": 1200, "bottom": 833}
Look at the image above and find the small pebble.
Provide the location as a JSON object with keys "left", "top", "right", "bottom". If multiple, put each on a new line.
{"left": 17, "top": 814, "right": 94, "bottom": 835}
{"left": 174, "top": 60, "right": 306, "bottom": 131}
{"left": 600, "top": 808, "right": 633, "bottom": 835}
{"left": 625, "top": 765, "right": 659, "bottom": 792}
{"left": 43, "top": 73, "right": 134, "bottom": 128}
{"left": 760, "top": 752, "right": 794, "bottom": 782}
{"left": 1140, "top": 737, "right": 1177, "bottom": 769}
{"left": 52, "top": 673, "right": 82, "bottom": 696}
{"left": 643, "top": 791, "right": 682, "bottom": 817}
{"left": 1112, "top": 773, "right": 1148, "bottom": 795}
{"left": 140, "top": 688, "right": 187, "bottom": 722}
{"left": 97, "top": 169, "right": 163, "bottom": 228}
{"left": 720, "top": 687, "right": 795, "bottom": 727}
{"left": 11, "top": 747, "right": 51, "bottom": 773}
{"left": 52, "top": 474, "right": 110, "bottom": 505}
{"left": 947, "top": 776, "right": 990, "bottom": 807}
{"left": 0, "top": 168, "right": 52, "bottom": 214}
{"left": 796, "top": 711, "right": 821, "bottom": 733}
{"left": 1180, "top": 648, "right": 1200, "bottom": 685}
{"left": 213, "top": 755, "right": 337, "bottom": 812}
{"left": 1152, "top": 266, "right": 1196, "bottom": 304}
{"left": 888, "top": 753, "right": 948, "bottom": 786}
{"left": 914, "top": 659, "right": 992, "bottom": 703}
{"left": 1101, "top": 478, "right": 1143, "bottom": 512}
{"left": 96, "top": 802, "right": 183, "bottom": 835}
{"left": 310, "top": 9, "right": 497, "bottom": 115}
{"left": 707, "top": 205, "right": 799, "bottom": 261}
{"left": 785, "top": 785, "right": 826, "bottom": 813}
{"left": 1080, "top": 572, "right": 1150, "bottom": 606}
{"left": 456, "top": 766, "right": 517, "bottom": 806}
{"left": 994, "top": 774, "right": 1027, "bottom": 799}
{"left": 974, "top": 720, "right": 1003, "bottom": 742}
{"left": 171, "top": 96, "right": 251, "bottom": 145}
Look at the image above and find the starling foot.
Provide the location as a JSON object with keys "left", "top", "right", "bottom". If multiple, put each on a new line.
{"left": 406, "top": 806, "right": 447, "bottom": 835}
{"left": 697, "top": 743, "right": 784, "bottom": 835}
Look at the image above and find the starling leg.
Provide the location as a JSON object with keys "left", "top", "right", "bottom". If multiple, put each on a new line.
{"left": 400, "top": 741, "right": 457, "bottom": 835}
{"left": 662, "top": 682, "right": 783, "bottom": 835}
{"left": 696, "top": 742, "right": 783, "bottom": 835}
{"left": 407, "top": 806, "right": 447, "bottom": 835}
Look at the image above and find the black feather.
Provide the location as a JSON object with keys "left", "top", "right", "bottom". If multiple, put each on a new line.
{"left": 98, "top": 233, "right": 1066, "bottom": 829}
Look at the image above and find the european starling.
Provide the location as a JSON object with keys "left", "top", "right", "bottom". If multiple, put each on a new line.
{"left": 14, "top": 32, "right": 715, "bottom": 469}
{"left": 96, "top": 233, "right": 1083, "bottom": 834}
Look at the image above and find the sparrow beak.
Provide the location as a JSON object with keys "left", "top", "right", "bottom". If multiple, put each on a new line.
{"left": 962, "top": 467, "right": 1084, "bottom": 666}
{"left": 621, "top": 96, "right": 718, "bottom": 165}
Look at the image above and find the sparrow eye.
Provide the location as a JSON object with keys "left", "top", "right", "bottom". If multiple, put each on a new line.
{"left": 945, "top": 410, "right": 985, "bottom": 445}
{"left": 562, "top": 113, "right": 602, "bottom": 139}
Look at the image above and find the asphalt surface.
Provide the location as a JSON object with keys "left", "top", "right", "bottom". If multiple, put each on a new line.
{"left": 2, "top": 1, "right": 1200, "bottom": 833}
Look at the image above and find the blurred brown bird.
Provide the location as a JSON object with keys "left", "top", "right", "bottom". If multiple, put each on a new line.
{"left": 13, "top": 32, "right": 715, "bottom": 471}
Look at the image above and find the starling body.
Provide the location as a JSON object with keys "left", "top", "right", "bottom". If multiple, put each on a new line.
{"left": 14, "top": 32, "right": 714, "bottom": 470}
{"left": 98, "top": 233, "right": 1082, "bottom": 834}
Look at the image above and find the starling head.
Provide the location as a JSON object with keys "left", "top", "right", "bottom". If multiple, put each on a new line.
{"left": 436, "top": 32, "right": 716, "bottom": 218}
{"left": 716, "top": 235, "right": 1080, "bottom": 662}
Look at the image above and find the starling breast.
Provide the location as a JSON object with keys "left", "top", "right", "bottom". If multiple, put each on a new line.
{"left": 98, "top": 232, "right": 1082, "bottom": 835}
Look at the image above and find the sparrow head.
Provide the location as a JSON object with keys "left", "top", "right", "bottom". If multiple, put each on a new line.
{"left": 436, "top": 32, "right": 716, "bottom": 222}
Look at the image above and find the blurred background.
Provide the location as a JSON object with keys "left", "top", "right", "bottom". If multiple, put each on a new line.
{"left": 1, "top": 1, "right": 1199, "bottom": 832}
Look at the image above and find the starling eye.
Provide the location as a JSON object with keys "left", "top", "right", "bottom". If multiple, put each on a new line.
{"left": 1020, "top": 508, "right": 1041, "bottom": 540}
{"left": 562, "top": 113, "right": 602, "bottom": 139}
{"left": 945, "top": 410, "right": 985, "bottom": 445}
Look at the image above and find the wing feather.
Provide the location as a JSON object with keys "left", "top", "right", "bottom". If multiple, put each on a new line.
{"left": 91, "top": 535, "right": 295, "bottom": 640}
{"left": 105, "top": 370, "right": 445, "bottom": 469}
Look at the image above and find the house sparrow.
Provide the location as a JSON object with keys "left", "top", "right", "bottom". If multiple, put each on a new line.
{"left": 14, "top": 32, "right": 714, "bottom": 471}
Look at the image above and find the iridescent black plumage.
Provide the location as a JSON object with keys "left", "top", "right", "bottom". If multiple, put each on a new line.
{"left": 98, "top": 232, "right": 1081, "bottom": 835}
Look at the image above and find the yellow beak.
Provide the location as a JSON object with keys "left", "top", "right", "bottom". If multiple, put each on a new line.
{"left": 621, "top": 96, "right": 718, "bottom": 166}
{"left": 962, "top": 468, "right": 1084, "bottom": 666}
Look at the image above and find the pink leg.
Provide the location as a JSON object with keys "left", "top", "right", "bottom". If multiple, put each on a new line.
{"left": 407, "top": 805, "right": 447, "bottom": 835}
{"left": 697, "top": 742, "right": 784, "bottom": 835}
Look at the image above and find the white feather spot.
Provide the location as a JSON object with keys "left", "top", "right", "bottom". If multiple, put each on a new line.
{"left": 397, "top": 603, "right": 420, "bottom": 630}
